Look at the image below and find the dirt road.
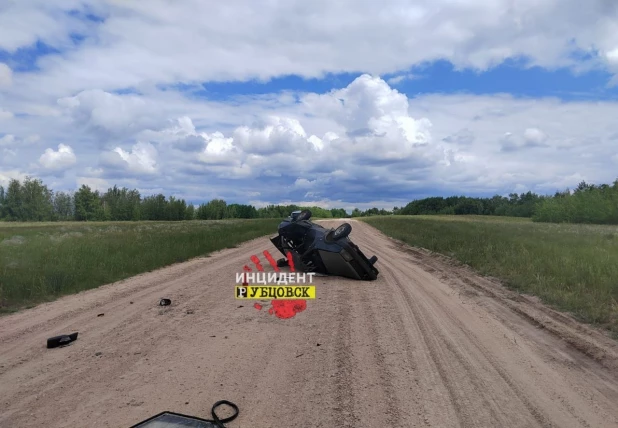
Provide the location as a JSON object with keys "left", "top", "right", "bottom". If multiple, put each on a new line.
{"left": 1, "top": 220, "right": 618, "bottom": 428}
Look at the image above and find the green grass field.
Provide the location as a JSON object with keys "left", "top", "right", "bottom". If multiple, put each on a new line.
{"left": 0, "top": 219, "right": 281, "bottom": 313}
{"left": 361, "top": 215, "right": 618, "bottom": 337}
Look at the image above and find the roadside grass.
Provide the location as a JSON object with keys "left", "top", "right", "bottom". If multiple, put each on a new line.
{"left": 361, "top": 215, "right": 618, "bottom": 337}
{"left": 0, "top": 219, "right": 281, "bottom": 313}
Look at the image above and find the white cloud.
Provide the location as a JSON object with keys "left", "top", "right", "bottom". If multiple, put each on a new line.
{"left": 0, "top": 63, "right": 12, "bottom": 87}
{"left": 100, "top": 141, "right": 158, "bottom": 175}
{"left": 301, "top": 74, "right": 433, "bottom": 161}
{"left": 387, "top": 73, "right": 420, "bottom": 85}
{"left": 293, "top": 177, "right": 332, "bottom": 189}
{"left": 57, "top": 89, "right": 163, "bottom": 140}
{"left": 0, "top": 2, "right": 102, "bottom": 53}
{"left": 232, "top": 116, "right": 317, "bottom": 155}
{"left": 60, "top": 73, "right": 615, "bottom": 204}
{"left": 25, "top": 134, "right": 40, "bottom": 144}
{"left": 523, "top": 127, "right": 548, "bottom": 145}
{"left": 4, "top": 0, "right": 618, "bottom": 99}
{"left": 39, "top": 144, "right": 77, "bottom": 170}
{"left": 0, "top": 170, "right": 28, "bottom": 188}
{"left": 606, "top": 48, "right": 618, "bottom": 65}
{"left": 76, "top": 176, "right": 110, "bottom": 193}
{"left": 0, "top": 134, "right": 16, "bottom": 146}
{"left": 2, "top": 65, "right": 618, "bottom": 206}
{"left": 1, "top": 1, "right": 617, "bottom": 206}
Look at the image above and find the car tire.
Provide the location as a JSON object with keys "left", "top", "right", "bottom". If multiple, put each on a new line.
{"left": 296, "top": 209, "right": 312, "bottom": 222}
{"left": 330, "top": 223, "right": 352, "bottom": 240}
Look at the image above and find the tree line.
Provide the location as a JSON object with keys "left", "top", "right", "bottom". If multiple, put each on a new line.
{"left": 0, "top": 177, "right": 349, "bottom": 222}
{"left": 352, "top": 179, "right": 618, "bottom": 225}
{"left": 1, "top": 177, "right": 617, "bottom": 224}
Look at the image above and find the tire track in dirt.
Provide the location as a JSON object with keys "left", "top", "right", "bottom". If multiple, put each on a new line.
{"left": 352, "top": 220, "right": 618, "bottom": 427}
{"left": 353, "top": 276, "right": 403, "bottom": 426}
{"left": 359, "top": 234, "right": 497, "bottom": 426}
{"left": 378, "top": 258, "right": 477, "bottom": 426}
{"left": 332, "top": 282, "right": 357, "bottom": 428}
{"left": 361, "top": 236, "right": 554, "bottom": 427}
{"left": 394, "top": 268, "right": 551, "bottom": 427}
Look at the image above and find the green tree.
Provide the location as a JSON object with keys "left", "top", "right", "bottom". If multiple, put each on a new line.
{"left": 185, "top": 204, "right": 195, "bottom": 220}
{"left": 166, "top": 196, "right": 187, "bottom": 221}
{"left": 4, "top": 179, "right": 22, "bottom": 221}
{"left": 141, "top": 194, "right": 168, "bottom": 220}
{"left": 197, "top": 199, "right": 227, "bottom": 219}
{"left": 27, "top": 177, "right": 52, "bottom": 220}
{"left": 74, "top": 185, "right": 104, "bottom": 221}
{"left": 101, "top": 186, "right": 142, "bottom": 221}
{"left": 330, "top": 208, "right": 347, "bottom": 218}
{"left": 0, "top": 185, "right": 5, "bottom": 219}
{"left": 454, "top": 198, "right": 483, "bottom": 215}
{"left": 53, "top": 191, "right": 74, "bottom": 221}
{"left": 7, "top": 177, "right": 54, "bottom": 221}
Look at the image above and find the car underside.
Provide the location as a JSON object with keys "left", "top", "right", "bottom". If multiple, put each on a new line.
{"left": 269, "top": 210, "right": 379, "bottom": 281}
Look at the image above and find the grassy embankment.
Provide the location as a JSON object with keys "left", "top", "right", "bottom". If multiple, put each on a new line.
{"left": 0, "top": 219, "right": 282, "bottom": 313}
{"left": 362, "top": 215, "right": 618, "bottom": 337}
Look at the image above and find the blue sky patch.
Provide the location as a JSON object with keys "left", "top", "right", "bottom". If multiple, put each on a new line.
{"left": 156, "top": 59, "right": 618, "bottom": 102}
{"left": 0, "top": 41, "right": 61, "bottom": 72}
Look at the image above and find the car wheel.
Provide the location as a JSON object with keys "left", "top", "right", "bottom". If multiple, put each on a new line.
{"left": 329, "top": 223, "right": 352, "bottom": 241}
{"left": 296, "top": 209, "right": 312, "bottom": 221}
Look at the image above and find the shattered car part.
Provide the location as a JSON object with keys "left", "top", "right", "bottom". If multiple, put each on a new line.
{"left": 47, "top": 332, "right": 79, "bottom": 349}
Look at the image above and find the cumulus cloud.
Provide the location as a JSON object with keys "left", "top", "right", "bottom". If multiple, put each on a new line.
{"left": 0, "top": 63, "right": 12, "bottom": 87}
{"left": 136, "top": 75, "right": 438, "bottom": 186}
{"left": 500, "top": 127, "right": 550, "bottom": 152}
{"left": 39, "top": 144, "right": 77, "bottom": 170}
{"left": 198, "top": 132, "right": 240, "bottom": 165}
{"left": 2, "top": 69, "right": 618, "bottom": 206}
{"left": 523, "top": 127, "right": 549, "bottom": 146}
{"left": 4, "top": 1, "right": 618, "bottom": 206}
{"left": 443, "top": 129, "right": 475, "bottom": 145}
{"left": 100, "top": 142, "right": 158, "bottom": 175}
{"left": 76, "top": 176, "right": 110, "bottom": 192}
{"left": 0, "top": 134, "right": 16, "bottom": 147}
{"left": 0, "top": 170, "right": 28, "bottom": 188}
{"left": 301, "top": 75, "right": 433, "bottom": 162}
{"left": 57, "top": 89, "right": 164, "bottom": 141}
{"left": 232, "top": 116, "right": 319, "bottom": 155}
{"left": 0, "top": 133, "right": 41, "bottom": 149}
{"left": 59, "top": 73, "right": 615, "bottom": 204}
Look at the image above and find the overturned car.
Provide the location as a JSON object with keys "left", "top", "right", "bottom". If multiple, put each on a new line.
{"left": 270, "top": 210, "right": 379, "bottom": 281}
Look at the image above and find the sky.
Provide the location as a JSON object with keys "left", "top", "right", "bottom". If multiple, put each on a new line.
{"left": 1, "top": 0, "right": 618, "bottom": 212}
